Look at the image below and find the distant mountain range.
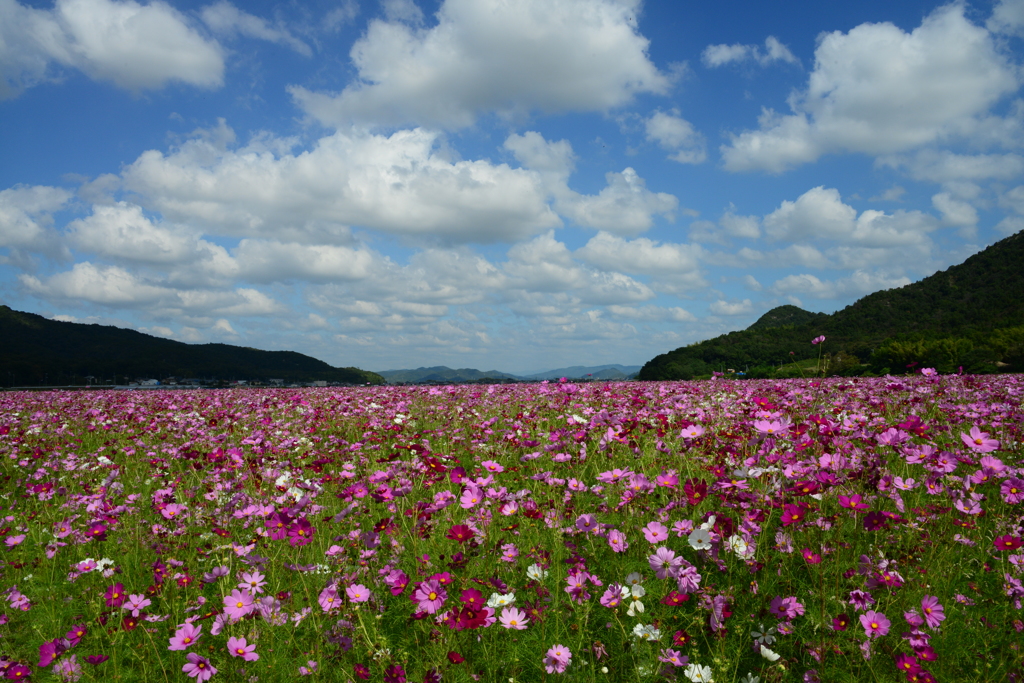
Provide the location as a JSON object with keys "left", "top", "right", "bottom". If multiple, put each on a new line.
{"left": 377, "top": 364, "right": 641, "bottom": 384}
{"left": 639, "top": 230, "right": 1024, "bottom": 380}
{"left": 0, "top": 306, "right": 384, "bottom": 386}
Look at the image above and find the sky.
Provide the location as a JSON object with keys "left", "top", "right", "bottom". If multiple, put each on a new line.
{"left": 2, "top": 0, "right": 1024, "bottom": 376}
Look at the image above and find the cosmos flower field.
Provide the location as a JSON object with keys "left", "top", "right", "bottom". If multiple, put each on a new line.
{"left": 0, "top": 374, "right": 1022, "bottom": 682}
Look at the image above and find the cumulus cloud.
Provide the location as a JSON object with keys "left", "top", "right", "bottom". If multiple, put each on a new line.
{"left": 701, "top": 36, "right": 798, "bottom": 67}
{"left": 931, "top": 192, "right": 979, "bottom": 229}
{"left": 288, "top": 0, "right": 669, "bottom": 129}
{"left": 988, "top": 0, "right": 1024, "bottom": 36}
{"left": 770, "top": 270, "right": 911, "bottom": 299}
{"left": 763, "top": 186, "right": 939, "bottom": 248}
{"left": 0, "top": 0, "right": 224, "bottom": 97}
{"left": 122, "top": 126, "right": 561, "bottom": 245}
{"left": 878, "top": 150, "right": 1024, "bottom": 183}
{"left": 0, "top": 184, "right": 72, "bottom": 252}
{"left": 709, "top": 298, "right": 753, "bottom": 316}
{"left": 722, "top": 5, "right": 1021, "bottom": 172}
{"left": 645, "top": 110, "right": 707, "bottom": 164}
{"left": 200, "top": 1, "right": 311, "bottom": 56}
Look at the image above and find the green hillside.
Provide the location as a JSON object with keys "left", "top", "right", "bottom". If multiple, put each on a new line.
{"left": 639, "top": 231, "right": 1024, "bottom": 380}
{"left": 0, "top": 306, "right": 383, "bottom": 386}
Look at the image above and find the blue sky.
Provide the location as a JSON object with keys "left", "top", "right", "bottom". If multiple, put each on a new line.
{"left": 2, "top": 0, "right": 1023, "bottom": 375}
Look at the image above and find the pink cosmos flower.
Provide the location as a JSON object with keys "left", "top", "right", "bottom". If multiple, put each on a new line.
{"left": 346, "top": 584, "right": 371, "bottom": 603}
{"left": 182, "top": 652, "right": 217, "bottom": 682}
{"left": 575, "top": 514, "right": 598, "bottom": 533}
{"left": 5, "top": 535, "right": 25, "bottom": 548}
{"left": 961, "top": 426, "right": 999, "bottom": 453}
{"left": 459, "top": 487, "right": 482, "bottom": 509}
{"left": 122, "top": 594, "right": 151, "bottom": 617}
{"left": 318, "top": 585, "right": 341, "bottom": 612}
{"left": 224, "top": 589, "right": 255, "bottom": 619}
{"left": 481, "top": 460, "right": 504, "bottom": 473}
{"left": 641, "top": 521, "right": 669, "bottom": 544}
{"left": 607, "top": 529, "right": 628, "bottom": 553}
{"left": 920, "top": 596, "right": 945, "bottom": 629}
{"left": 412, "top": 579, "right": 447, "bottom": 614}
{"left": 237, "top": 570, "right": 266, "bottom": 595}
{"left": 680, "top": 424, "right": 705, "bottom": 439}
{"left": 226, "top": 636, "right": 259, "bottom": 662}
{"left": 54, "top": 654, "right": 81, "bottom": 683}
{"left": 168, "top": 623, "right": 202, "bottom": 651}
{"left": 811, "top": 335, "right": 825, "bottom": 345}
{"left": 769, "top": 596, "right": 805, "bottom": 620}
{"left": 859, "top": 610, "right": 890, "bottom": 638}
{"left": 498, "top": 606, "right": 529, "bottom": 629}
{"left": 543, "top": 644, "right": 571, "bottom": 673}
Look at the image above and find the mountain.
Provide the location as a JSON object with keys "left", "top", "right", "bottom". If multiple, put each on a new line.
{"left": 639, "top": 231, "right": 1024, "bottom": 380}
{"left": 377, "top": 366, "right": 519, "bottom": 383}
{"left": 519, "top": 364, "right": 642, "bottom": 380}
{"left": 0, "top": 306, "right": 384, "bottom": 386}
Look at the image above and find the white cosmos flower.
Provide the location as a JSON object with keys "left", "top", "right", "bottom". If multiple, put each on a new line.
{"left": 526, "top": 564, "right": 548, "bottom": 580}
{"left": 624, "top": 571, "right": 643, "bottom": 587}
{"left": 684, "top": 663, "right": 714, "bottom": 682}
{"left": 726, "top": 535, "right": 748, "bottom": 556}
{"left": 688, "top": 529, "right": 712, "bottom": 551}
{"left": 486, "top": 592, "right": 516, "bottom": 608}
{"left": 751, "top": 624, "right": 776, "bottom": 645}
{"left": 759, "top": 645, "right": 780, "bottom": 662}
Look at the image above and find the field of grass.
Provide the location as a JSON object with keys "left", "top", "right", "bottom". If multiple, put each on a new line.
{"left": 0, "top": 373, "right": 1021, "bottom": 682}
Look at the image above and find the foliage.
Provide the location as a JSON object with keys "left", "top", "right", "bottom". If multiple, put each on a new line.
{"left": 640, "top": 231, "right": 1024, "bottom": 381}
{"left": 0, "top": 306, "right": 384, "bottom": 386}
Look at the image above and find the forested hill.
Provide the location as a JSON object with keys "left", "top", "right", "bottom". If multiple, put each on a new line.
{"left": 639, "top": 231, "right": 1024, "bottom": 380}
{"left": 0, "top": 306, "right": 384, "bottom": 386}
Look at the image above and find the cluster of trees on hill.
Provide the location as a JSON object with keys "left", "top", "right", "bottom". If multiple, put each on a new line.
{"left": 640, "top": 231, "right": 1024, "bottom": 381}
{"left": 0, "top": 306, "right": 384, "bottom": 386}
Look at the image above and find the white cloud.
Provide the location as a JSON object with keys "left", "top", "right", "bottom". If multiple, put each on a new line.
{"left": 606, "top": 304, "right": 696, "bottom": 322}
{"left": 879, "top": 150, "right": 1024, "bottom": 183}
{"left": 0, "top": 0, "right": 224, "bottom": 97}
{"left": 504, "top": 132, "right": 677, "bottom": 235}
{"left": 770, "top": 270, "right": 911, "bottom": 299}
{"left": 931, "top": 192, "right": 978, "bottom": 228}
{"left": 709, "top": 298, "right": 753, "bottom": 316}
{"left": 123, "top": 126, "right": 561, "bottom": 245}
{"left": 233, "top": 240, "right": 378, "bottom": 283}
{"left": 988, "top": 0, "right": 1024, "bottom": 36}
{"left": 200, "top": 1, "right": 311, "bottom": 56}
{"left": 1000, "top": 184, "right": 1024, "bottom": 214}
{"left": 288, "top": 0, "right": 669, "bottom": 129}
{"left": 701, "top": 35, "right": 798, "bottom": 67}
{"left": 559, "top": 168, "right": 677, "bottom": 234}
{"left": 0, "top": 184, "right": 72, "bottom": 251}
{"left": 763, "top": 186, "right": 939, "bottom": 248}
{"left": 575, "top": 231, "right": 704, "bottom": 283}
{"left": 645, "top": 110, "right": 707, "bottom": 164}
{"left": 20, "top": 262, "right": 167, "bottom": 305}
{"left": 68, "top": 202, "right": 207, "bottom": 264}
{"left": 722, "top": 5, "right": 1021, "bottom": 172}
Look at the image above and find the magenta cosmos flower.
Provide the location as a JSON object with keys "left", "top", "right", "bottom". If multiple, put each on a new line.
{"left": 859, "top": 610, "right": 890, "bottom": 638}
{"left": 920, "top": 596, "right": 945, "bottom": 629}
{"left": 182, "top": 652, "right": 217, "bottom": 682}
{"left": 607, "top": 529, "right": 628, "bottom": 553}
{"left": 226, "top": 636, "right": 259, "bottom": 662}
{"left": 543, "top": 644, "right": 572, "bottom": 673}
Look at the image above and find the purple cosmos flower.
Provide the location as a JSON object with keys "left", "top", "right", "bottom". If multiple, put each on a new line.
{"left": 103, "top": 583, "right": 126, "bottom": 608}
{"left": 649, "top": 547, "right": 683, "bottom": 579}
{"left": 54, "top": 655, "right": 81, "bottom": 683}
{"left": 237, "top": 570, "right": 266, "bottom": 594}
{"left": 961, "top": 426, "right": 999, "bottom": 453}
